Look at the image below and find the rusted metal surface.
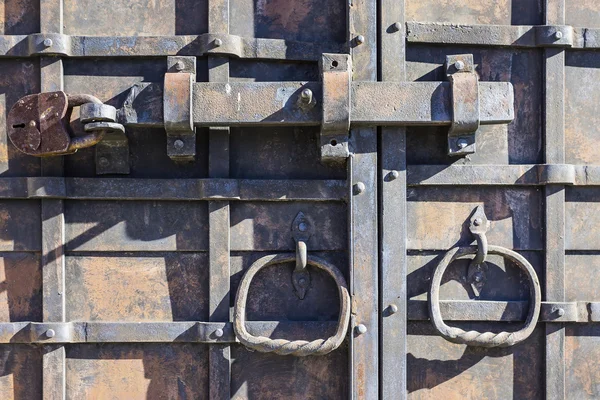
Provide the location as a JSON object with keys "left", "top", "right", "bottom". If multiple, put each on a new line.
{"left": 0, "top": 0, "right": 599, "bottom": 398}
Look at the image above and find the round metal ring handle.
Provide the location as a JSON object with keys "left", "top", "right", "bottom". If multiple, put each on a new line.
{"left": 429, "top": 245, "right": 541, "bottom": 348}
{"left": 233, "top": 254, "right": 350, "bottom": 356}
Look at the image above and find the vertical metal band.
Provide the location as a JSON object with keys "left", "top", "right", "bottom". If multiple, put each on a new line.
{"left": 544, "top": 1, "right": 566, "bottom": 399}
{"left": 349, "top": 0, "right": 378, "bottom": 398}
{"left": 40, "top": 2, "right": 66, "bottom": 400}
{"left": 208, "top": 0, "right": 231, "bottom": 399}
{"left": 379, "top": 0, "right": 407, "bottom": 398}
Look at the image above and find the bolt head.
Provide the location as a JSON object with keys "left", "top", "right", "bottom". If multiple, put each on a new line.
{"left": 356, "top": 35, "right": 365, "bottom": 45}
{"left": 174, "top": 61, "right": 184, "bottom": 71}
{"left": 454, "top": 60, "right": 465, "bottom": 71}
{"left": 392, "top": 22, "right": 402, "bottom": 32}
{"left": 356, "top": 324, "right": 367, "bottom": 335}
{"left": 557, "top": 308, "right": 565, "bottom": 317}
{"left": 554, "top": 31, "right": 563, "bottom": 40}
{"left": 388, "top": 304, "right": 398, "bottom": 314}
{"left": 388, "top": 170, "right": 399, "bottom": 180}
{"left": 214, "top": 328, "right": 224, "bottom": 338}
{"left": 354, "top": 182, "right": 366, "bottom": 195}
{"left": 214, "top": 38, "right": 223, "bottom": 47}
{"left": 174, "top": 139, "right": 185, "bottom": 149}
{"left": 43, "top": 38, "right": 53, "bottom": 47}
{"left": 457, "top": 138, "right": 469, "bottom": 149}
{"left": 46, "top": 329, "right": 56, "bottom": 338}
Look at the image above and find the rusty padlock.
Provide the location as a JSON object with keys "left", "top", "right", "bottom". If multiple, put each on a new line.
{"left": 7, "top": 91, "right": 124, "bottom": 156}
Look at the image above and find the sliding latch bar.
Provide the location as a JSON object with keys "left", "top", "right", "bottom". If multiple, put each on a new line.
{"left": 8, "top": 53, "right": 514, "bottom": 163}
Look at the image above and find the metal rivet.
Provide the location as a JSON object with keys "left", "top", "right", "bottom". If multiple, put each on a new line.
{"left": 46, "top": 329, "right": 55, "bottom": 338}
{"left": 214, "top": 328, "right": 224, "bottom": 338}
{"left": 557, "top": 308, "right": 565, "bottom": 317}
{"left": 354, "top": 182, "right": 366, "bottom": 195}
{"left": 298, "top": 222, "right": 308, "bottom": 232}
{"left": 457, "top": 138, "right": 469, "bottom": 149}
{"left": 43, "top": 38, "right": 53, "bottom": 47}
{"left": 18, "top": 100, "right": 24, "bottom": 105}
{"left": 98, "top": 157, "right": 109, "bottom": 167}
{"left": 28, "top": 120, "right": 36, "bottom": 127}
{"left": 214, "top": 38, "right": 223, "bottom": 47}
{"left": 388, "top": 170, "right": 399, "bottom": 180}
{"left": 392, "top": 22, "right": 401, "bottom": 32}
{"left": 474, "top": 273, "right": 483, "bottom": 283}
{"left": 454, "top": 60, "right": 465, "bottom": 71}
{"left": 473, "top": 218, "right": 482, "bottom": 226}
{"left": 53, "top": 93, "right": 59, "bottom": 98}
{"left": 356, "top": 35, "right": 365, "bottom": 45}
{"left": 174, "top": 139, "right": 185, "bottom": 149}
{"left": 174, "top": 61, "right": 184, "bottom": 71}
{"left": 554, "top": 31, "right": 563, "bottom": 40}
{"left": 300, "top": 88, "right": 313, "bottom": 103}
{"left": 388, "top": 304, "right": 398, "bottom": 314}
{"left": 298, "top": 278, "right": 306, "bottom": 285}
{"left": 356, "top": 324, "right": 367, "bottom": 335}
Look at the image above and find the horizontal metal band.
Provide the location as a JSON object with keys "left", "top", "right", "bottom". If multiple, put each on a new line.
{"left": 407, "top": 22, "right": 600, "bottom": 49}
{"left": 408, "top": 164, "right": 600, "bottom": 186}
{"left": 408, "top": 300, "right": 597, "bottom": 323}
{"left": 0, "top": 177, "right": 346, "bottom": 201}
{"left": 0, "top": 321, "right": 338, "bottom": 344}
{"left": 120, "top": 81, "right": 513, "bottom": 127}
{"left": 0, "top": 33, "right": 342, "bottom": 61}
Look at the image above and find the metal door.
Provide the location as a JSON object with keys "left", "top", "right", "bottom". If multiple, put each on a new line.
{"left": 0, "top": 0, "right": 593, "bottom": 399}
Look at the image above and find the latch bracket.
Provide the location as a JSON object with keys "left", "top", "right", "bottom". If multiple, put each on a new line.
{"left": 320, "top": 53, "right": 351, "bottom": 163}
{"left": 446, "top": 54, "right": 480, "bottom": 156}
{"left": 164, "top": 56, "right": 196, "bottom": 161}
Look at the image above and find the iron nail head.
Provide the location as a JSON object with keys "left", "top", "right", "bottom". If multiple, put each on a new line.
{"left": 43, "top": 38, "right": 53, "bottom": 47}
{"left": 214, "top": 38, "right": 223, "bottom": 47}
{"left": 98, "top": 157, "right": 109, "bottom": 167}
{"left": 554, "top": 31, "right": 563, "bottom": 40}
{"left": 214, "top": 328, "right": 224, "bottom": 338}
{"left": 388, "top": 304, "right": 398, "bottom": 314}
{"left": 354, "top": 182, "right": 366, "bottom": 195}
{"left": 356, "top": 324, "right": 367, "bottom": 335}
{"left": 388, "top": 170, "right": 399, "bottom": 180}
{"left": 356, "top": 35, "right": 365, "bottom": 45}
{"left": 174, "top": 139, "right": 185, "bottom": 149}
{"left": 46, "top": 329, "right": 55, "bottom": 338}
{"left": 557, "top": 308, "right": 565, "bottom": 317}
{"left": 454, "top": 60, "right": 465, "bottom": 71}
{"left": 457, "top": 138, "right": 469, "bottom": 149}
{"left": 174, "top": 61, "right": 185, "bottom": 71}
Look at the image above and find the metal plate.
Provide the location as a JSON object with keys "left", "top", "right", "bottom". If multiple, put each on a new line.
{"left": 0, "top": 0, "right": 596, "bottom": 399}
